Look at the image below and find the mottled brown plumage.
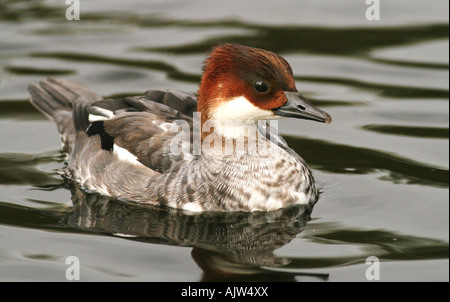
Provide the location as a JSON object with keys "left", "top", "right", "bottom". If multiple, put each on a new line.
{"left": 27, "top": 44, "right": 331, "bottom": 212}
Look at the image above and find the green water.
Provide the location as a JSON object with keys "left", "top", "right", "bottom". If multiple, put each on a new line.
{"left": 0, "top": 0, "right": 448, "bottom": 281}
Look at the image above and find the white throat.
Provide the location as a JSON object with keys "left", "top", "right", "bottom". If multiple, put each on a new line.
{"left": 208, "top": 96, "right": 274, "bottom": 139}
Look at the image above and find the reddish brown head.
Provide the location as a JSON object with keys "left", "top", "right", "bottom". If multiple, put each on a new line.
{"left": 198, "top": 43, "right": 295, "bottom": 118}
{"left": 197, "top": 43, "right": 331, "bottom": 137}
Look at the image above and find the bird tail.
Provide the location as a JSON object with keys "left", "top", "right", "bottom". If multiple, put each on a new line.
{"left": 27, "top": 77, "right": 101, "bottom": 122}
{"left": 28, "top": 77, "right": 102, "bottom": 151}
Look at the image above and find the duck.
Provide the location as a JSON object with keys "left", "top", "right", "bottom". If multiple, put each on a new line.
{"left": 28, "top": 43, "right": 331, "bottom": 212}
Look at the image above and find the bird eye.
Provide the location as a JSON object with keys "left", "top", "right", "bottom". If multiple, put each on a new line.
{"left": 254, "top": 81, "right": 269, "bottom": 93}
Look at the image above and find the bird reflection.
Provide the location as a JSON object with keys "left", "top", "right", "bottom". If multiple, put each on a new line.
{"left": 65, "top": 183, "right": 320, "bottom": 281}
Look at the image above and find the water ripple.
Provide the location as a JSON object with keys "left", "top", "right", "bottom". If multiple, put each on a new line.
{"left": 285, "top": 136, "right": 449, "bottom": 188}
{"left": 361, "top": 124, "right": 449, "bottom": 139}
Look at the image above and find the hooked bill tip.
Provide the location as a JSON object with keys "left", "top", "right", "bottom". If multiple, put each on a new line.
{"left": 324, "top": 112, "right": 332, "bottom": 124}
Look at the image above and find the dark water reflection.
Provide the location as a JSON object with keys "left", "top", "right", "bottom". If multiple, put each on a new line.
{"left": 0, "top": 180, "right": 447, "bottom": 281}
{"left": 25, "top": 51, "right": 449, "bottom": 99}
{"left": 65, "top": 183, "right": 449, "bottom": 280}
{"left": 361, "top": 124, "right": 449, "bottom": 139}
{"left": 285, "top": 137, "right": 449, "bottom": 188}
{"left": 66, "top": 184, "right": 316, "bottom": 281}
{"left": 0, "top": 0, "right": 448, "bottom": 281}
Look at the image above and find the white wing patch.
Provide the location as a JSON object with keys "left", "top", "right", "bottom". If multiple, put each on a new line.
{"left": 88, "top": 106, "right": 115, "bottom": 122}
{"left": 181, "top": 202, "right": 204, "bottom": 213}
{"left": 152, "top": 120, "right": 174, "bottom": 132}
{"left": 113, "top": 144, "right": 142, "bottom": 166}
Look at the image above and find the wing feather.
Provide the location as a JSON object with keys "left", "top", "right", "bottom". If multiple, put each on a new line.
{"left": 74, "top": 90, "right": 197, "bottom": 172}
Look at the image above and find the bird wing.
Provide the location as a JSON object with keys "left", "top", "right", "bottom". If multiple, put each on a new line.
{"left": 74, "top": 90, "right": 198, "bottom": 173}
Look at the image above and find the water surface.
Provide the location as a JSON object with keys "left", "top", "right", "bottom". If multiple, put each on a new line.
{"left": 0, "top": 0, "right": 448, "bottom": 281}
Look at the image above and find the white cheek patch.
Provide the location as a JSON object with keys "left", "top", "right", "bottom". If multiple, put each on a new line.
{"left": 209, "top": 96, "right": 274, "bottom": 139}
{"left": 210, "top": 96, "right": 274, "bottom": 121}
{"left": 113, "top": 144, "right": 142, "bottom": 166}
